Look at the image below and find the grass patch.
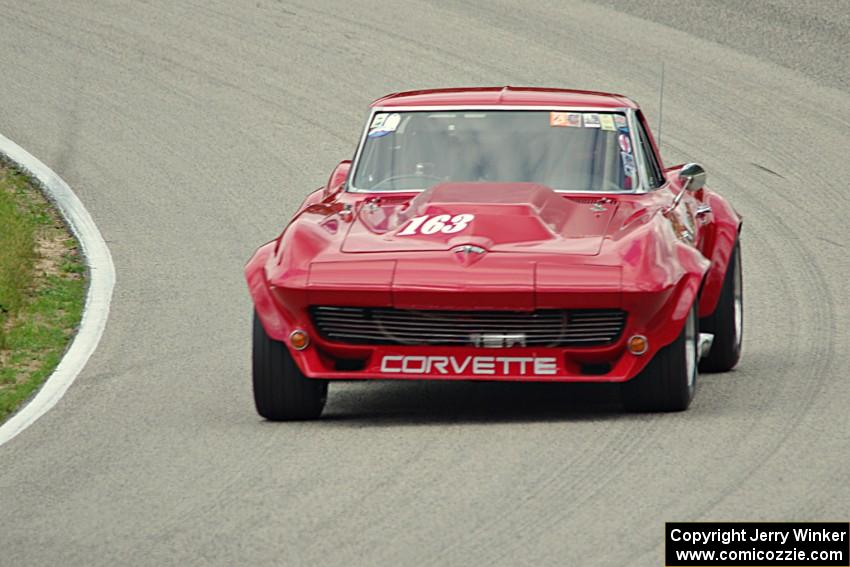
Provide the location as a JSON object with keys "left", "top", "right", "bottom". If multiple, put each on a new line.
{"left": 0, "top": 161, "right": 86, "bottom": 423}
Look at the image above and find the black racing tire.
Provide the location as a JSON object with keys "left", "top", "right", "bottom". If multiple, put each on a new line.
{"left": 699, "top": 240, "right": 743, "bottom": 373}
{"left": 252, "top": 312, "right": 327, "bottom": 420}
{"left": 622, "top": 304, "right": 698, "bottom": 412}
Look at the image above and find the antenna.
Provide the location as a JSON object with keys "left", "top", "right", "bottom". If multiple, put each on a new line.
{"left": 657, "top": 62, "right": 665, "bottom": 152}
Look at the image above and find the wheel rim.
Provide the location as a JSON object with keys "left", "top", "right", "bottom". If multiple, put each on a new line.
{"left": 733, "top": 249, "right": 743, "bottom": 350}
{"left": 685, "top": 308, "right": 697, "bottom": 390}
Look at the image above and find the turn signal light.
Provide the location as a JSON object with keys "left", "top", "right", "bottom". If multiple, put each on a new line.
{"left": 289, "top": 330, "right": 310, "bottom": 350}
{"left": 627, "top": 335, "right": 648, "bottom": 355}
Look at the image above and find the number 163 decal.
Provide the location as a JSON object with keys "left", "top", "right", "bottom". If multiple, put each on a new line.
{"left": 397, "top": 213, "right": 474, "bottom": 236}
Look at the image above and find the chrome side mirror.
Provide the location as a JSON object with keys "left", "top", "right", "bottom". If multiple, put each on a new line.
{"left": 323, "top": 160, "right": 351, "bottom": 201}
{"left": 667, "top": 163, "right": 707, "bottom": 212}
{"left": 678, "top": 162, "right": 706, "bottom": 192}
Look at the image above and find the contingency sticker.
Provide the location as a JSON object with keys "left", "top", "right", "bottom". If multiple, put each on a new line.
{"left": 370, "top": 113, "right": 386, "bottom": 130}
{"left": 550, "top": 112, "right": 582, "bottom": 127}
{"left": 583, "top": 113, "right": 601, "bottom": 128}
{"left": 618, "top": 133, "right": 631, "bottom": 153}
{"left": 621, "top": 151, "right": 636, "bottom": 176}
{"left": 599, "top": 114, "right": 616, "bottom": 131}
{"left": 614, "top": 114, "right": 628, "bottom": 130}
{"left": 368, "top": 113, "right": 401, "bottom": 138}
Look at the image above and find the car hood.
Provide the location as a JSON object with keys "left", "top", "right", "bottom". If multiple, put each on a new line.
{"left": 341, "top": 182, "right": 619, "bottom": 256}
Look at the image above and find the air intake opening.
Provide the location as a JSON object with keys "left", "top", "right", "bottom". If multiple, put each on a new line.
{"left": 580, "top": 363, "right": 612, "bottom": 376}
{"left": 311, "top": 306, "right": 627, "bottom": 348}
{"left": 334, "top": 358, "right": 367, "bottom": 371}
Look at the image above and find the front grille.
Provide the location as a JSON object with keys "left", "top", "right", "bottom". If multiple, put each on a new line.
{"left": 310, "top": 306, "right": 626, "bottom": 347}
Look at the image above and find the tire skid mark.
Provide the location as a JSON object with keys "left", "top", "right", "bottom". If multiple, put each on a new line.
{"left": 282, "top": 0, "right": 534, "bottom": 86}
{"left": 421, "top": 416, "right": 667, "bottom": 566}
{"left": 621, "top": 148, "right": 839, "bottom": 563}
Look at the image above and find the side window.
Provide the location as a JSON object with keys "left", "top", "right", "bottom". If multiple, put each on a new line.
{"left": 636, "top": 120, "right": 664, "bottom": 188}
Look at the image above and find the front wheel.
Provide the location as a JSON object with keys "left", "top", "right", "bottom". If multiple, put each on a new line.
{"left": 252, "top": 312, "right": 327, "bottom": 420}
{"left": 699, "top": 240, "right": 743, "bottom": 372}
{"left": 622, "top": 304, "right": 698, "bottom": 412}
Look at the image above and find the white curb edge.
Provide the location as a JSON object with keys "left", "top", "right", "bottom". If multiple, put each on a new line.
{"left": 0, "top": 133, "right": 115, "bottom": 448}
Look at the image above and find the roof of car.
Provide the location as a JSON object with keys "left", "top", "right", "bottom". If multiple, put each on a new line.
{"left": 371, "top": 86, "right": 638, "bottom": 109}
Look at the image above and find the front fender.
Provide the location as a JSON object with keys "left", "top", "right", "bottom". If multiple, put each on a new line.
{"left": 614, "top": 206, "right": 709, "bottom": 356}
{"left": 246, "top": 241, "right": 294, "bottom": 342}
{"left": 640, "top": 246, "right": 706, "bottom": 357}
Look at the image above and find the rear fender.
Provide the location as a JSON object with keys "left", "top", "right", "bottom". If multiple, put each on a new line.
{"left": 298, "top": 187, "right": 325, "bottom": 213}
{"left": 697, "top": 190, "right": 742, "bottom": 317}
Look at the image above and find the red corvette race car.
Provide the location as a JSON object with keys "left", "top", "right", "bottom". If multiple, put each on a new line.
{"left": 246, "top": 87, "right": 742, "bottom": 419}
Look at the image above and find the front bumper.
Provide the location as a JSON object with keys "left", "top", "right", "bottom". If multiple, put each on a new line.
{"left": 284, "top": 342, "right": 647, "bottom": 383}
{"left": 246, "top": 242, "right": 700, "bottom": 383}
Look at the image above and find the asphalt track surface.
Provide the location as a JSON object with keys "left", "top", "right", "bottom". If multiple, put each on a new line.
{"left": 1, "top": 1, "right": 848, "bottom": 565}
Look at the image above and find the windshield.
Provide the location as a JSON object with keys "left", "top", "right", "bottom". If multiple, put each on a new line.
{"left": 351, "top": 110, "right": 636, "bottom": 192}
